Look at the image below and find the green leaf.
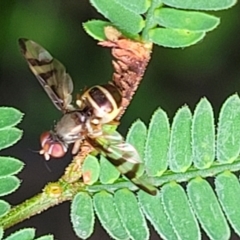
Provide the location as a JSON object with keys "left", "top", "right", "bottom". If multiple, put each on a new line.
{"left": 154, "top": 8, "right": 220, "bottom": 32}
{"left": 192, "top": 98, "right": 215, "bottom": 169}
{"left": 217, "top": 94, "right": 240, "bottom": 163}
{"left": 93, "top": 191, "right": 129, "bottom": 240}
{"left": 4, "top": 228, "right": 35, "bottom": 240}
{"left": 0, "top": 157, "right": 24, "bottom": 177}
{"left": 162, "top": 0, "right": 237, "bottom": 10}
{"left": 0, "top": 176, "right": 20, "bottom": 197}
{"left": 99, "top": 155, "right": 120, "bottom": 184}
{"left": 215, "top": 171, "right": 240, "bottom": 236}
{"left": 114, "top": 189, "right": 149, "bottom": 240}
{"left": 71, "top": 192, "right": 94, "bottom": 239}
{"left": 168, "top": 106, "right": 192, "bottom": 172}
{"left": 83, "top": 20, "right": 112, "bottom": 41}
{"left": 161, "top": 182, "right": 200, "bottom": 240}
{"left": 144, "top": 108, "right": 169, "bottom": 176}
{"left": 82, "top": 155, "right": 100, "bottom": 185}
{"left": 114, "top": 0, "right": 150, "bottom": 14}
{"left": 34, "top": 235, "right": 54, "bottom": 240}
{"left": 187, "top": 177, "right": 230, "bottom": 239}
{"left": 148, "top": 28, "right": 206, "bottom": 48}
{"left": 90, "top": 0, "right": 145, "bottom": 34}
{"left": 0, "top": 128, "right": 22, "bottom": 151}
{"left": 0, "top": 108, "right": 23, "bottom": 130}
{"left": 0, "top": 200, "right": 10, "bottom": 217}
{"left": 138, "top": 191, "right": 178, "bottom": 240}
{"left": 126, "top": 120, "right": 147, "bottom": 176}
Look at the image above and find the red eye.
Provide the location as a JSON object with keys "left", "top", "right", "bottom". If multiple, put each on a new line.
{"left": 39, "top": 132, "right": 67, "bottom": 160}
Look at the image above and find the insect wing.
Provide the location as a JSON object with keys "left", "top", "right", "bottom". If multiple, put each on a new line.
{"left": 92, "top": 130, "right": 157, "bottom": 195}
{"left": 18, "top": 38, "right": 74, "bottom": 112}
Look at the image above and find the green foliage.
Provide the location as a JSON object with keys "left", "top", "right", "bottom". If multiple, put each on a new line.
{"left": 0, "top": 201, "right": 10, "bottom": 218}
{"left": 192, "top": 98, "right": 215, "bottom": 169}
{"left": 162, "top": 0, "right": 237, "bottom": 10}
{"left": 99, "top": 155, "right": 120, "bottom": 184}
{"left": 217, "top": 95, "right": 240, "bottom": 163}
{"left": 4, "top": 228, "right": 35, "bottom": 240}
{"left": 138, "top": 191, "right": 178, "bottom": 239}
{"left": 0, "top": 107, "right": 23, "bottom": 237}
{"left": 1, "top": 1, "right": 239, "bottom": 239}
{"left": 0, "top": 108, "right": 48, "bottom": 240}
{"left": 71, "top": 192, "right": 94, "bottom": 239}
{"left": 187, "top": 177, "right": 230, "bottom": 239}
{"left": 126, "top": 120, "right": 147, "bottom": 176}
{"left": 168, "top": 106, "right": 192, "bottom": 172}
{"left": 82, "top": 155, "right": 100, "bottom": 185}
{"left": 0, "top": 108, "right": 23, "bottom": 151}
{"left": 215, "top": 172, "right": 240, "bottom": 236}
{"left": 114, "top": 189, "right": 149, "bottom": 240}
{"left": 161, "top": 182, "right": 200, "bottom": 239}
{"left": 2, "top": 228, "right": 53, "bottom": 240}
{"left": 0, "top": 108, "right": 24, "bottom": 199}
{"left": 93, "top": 191, "right": 128, "bottom": 240}
{"left": 83, "top": 0, "right": 234, "bottom": 48}
{"left": 68, "top": 94, "right": 240, "bottom": 239}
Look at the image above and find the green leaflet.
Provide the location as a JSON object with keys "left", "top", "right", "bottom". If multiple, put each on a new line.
{"left": 114, "top": 189, "right": 149, "bottom": 240}
{"left": 187, "top": 177, "right": 230, "bottom": 239}
{"left": 154, "top": 8, "right": 220, "bottom": 32}
{"left": 0, "top": 157, "right": 24, "bottom": 177}
{"left": 114, "top": 0, "right": 150, "bottom": 14}
{"left": 82, "top": 155, "right": 100, "bottom": 185}
{"left": 192, "top": 98, "right": 215, "bottom": 169}
{"left": 148, "top": 28, "right": 206, "bottom": 48}
{"left": 138, "top": 191, "right": 178, "bottom": 240}
{"left": 162, "top": 0, "right": 237, "bottom": 10}
{"left": 83, "top": 20, "right": 112, "bottom": 41}
{"left": 99, "top": 155, "right": 120, "bottom": 184}
{"left": 0, "top": 128, "right": 22, "bottom": 151}
{"left": 144, "top": 108, "right": 169, "bottom": 177}
{"left": 161, "top": 182, "right": 200, "bottom": 240}
{"left": 0, "top": 176, "right": 20, "bottom": 197}
{"left": 4, "top": 228, "right": 35, "bottom": 240}
{"left": 126, "top": 120, "right": 147, "bottom": 177}
{"left": 0, "top": 108, "right": 23, "bottom": 130}
{"left": 93, "top": 191, "right": 129, "bottom": 240}
{"left": 71, "top": 192, "right": 94, "bottom": 239}
{"left": 168, "top": 106, "right": 192, "bottom": 172}
{"left": 217, "top": 94, "right": 240, "bottom": 163}
{"left": 215, "top": 171, "right": 240, "bottom": 236}
{"left": 90, "top": 0, "right": 145, "bottom": 34}
{"left": 0, "top": 200, "right": 10, "bottom": 218}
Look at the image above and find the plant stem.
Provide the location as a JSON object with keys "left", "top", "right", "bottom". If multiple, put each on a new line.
{"left": 2, "top": 157, "right": 240, "bottom": 229}
{"left": 0, "top": 180, "right": 84, "bottom": 230}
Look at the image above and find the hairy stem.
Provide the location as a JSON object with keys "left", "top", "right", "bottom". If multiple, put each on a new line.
{"left": 0, "top": 181, "right": 84, "bottom": 230}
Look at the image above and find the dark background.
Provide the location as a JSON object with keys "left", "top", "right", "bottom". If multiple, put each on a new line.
{"left": 0, "top": 0, "right": 240, "bottom": 239}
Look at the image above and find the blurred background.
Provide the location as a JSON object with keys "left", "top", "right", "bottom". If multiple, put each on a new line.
{"left": 0, "top": 0, "right": 240, "bottom": 239}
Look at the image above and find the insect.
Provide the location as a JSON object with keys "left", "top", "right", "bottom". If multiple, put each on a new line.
{"left": 18, "top": 38, "right": 157, "bottom": 195}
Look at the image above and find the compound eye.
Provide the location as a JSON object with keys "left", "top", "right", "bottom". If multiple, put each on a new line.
{"left": 48, "top": 143, "right": 66, "bottom": 158}
{"left": 39, "top": 132, "right": 67, "bottom": 160}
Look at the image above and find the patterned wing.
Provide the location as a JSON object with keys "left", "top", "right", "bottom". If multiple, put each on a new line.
{"left": 90, "top": 130, "right": 157, "bottom": 195}
{"left": 18, "top": 38, "right": 74, "bottom": 112}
